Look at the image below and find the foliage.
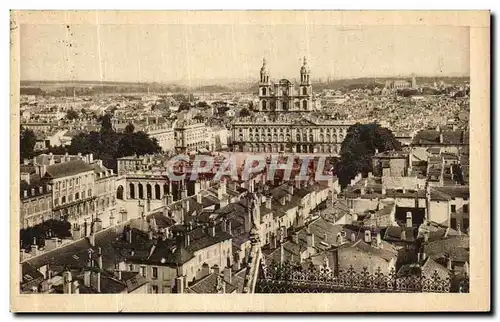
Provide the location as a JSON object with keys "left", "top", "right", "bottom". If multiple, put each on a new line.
{"left": 125, "top": 122, "right": 135, "bottom": 134}
{"left": 20, "top": 126, "right": 37, "bottom": 160}
{"left": 239, "top": 107, "right": 251, "bottom": 118}
{"left": 337, "top": 123, "right": 401, "bottom": 188}
{"left": 65, "top": 116, "right": 161, "bottom": 171}
{"left": 20, "top": 219, "right": 72, "bottom": 250}
{"left": 178, "top": 102, "right": 191, "bottom": 111}
{"left": 66, "top": 109, "right": 79, "bottom": 120}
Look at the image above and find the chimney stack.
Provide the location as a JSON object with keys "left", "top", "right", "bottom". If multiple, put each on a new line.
{"left": 364, "top": 229, "right": 372, "bottom": 243}
{"left": 224, "top": 267, "right": 232, "bottom": 285}
{"left": 307, "top": 232, "right": 315, "bottom": 248}
{"left": 292, "top": 232, "right": 299, "bottom": 244}
{"left": 83, "top": 270, "right": 91, "bottom": 288}
{"left": 175, "top": 276, "right": 185, "bottom": 294}
{"left": 350, "top": 232, "right": 357, "bottom": 243}
{"left": 63, "top": 271, "right": 73, "bottom": 294}
{"left": 226, "top": 220, "right": 232, "bottom": 235}
{"left": 406, "top": 211, "right": 413, "bottom": 228}
{"left": 97, "top": 247, "right": 103, "bottom": 269}
{"left": 266, "top": 196, "right": 272, "bottom": 210}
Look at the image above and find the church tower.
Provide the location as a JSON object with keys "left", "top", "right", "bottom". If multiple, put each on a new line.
{"left": 299, "top": 57, "right": 312, "bottom": 110}
{"left": 259, "top": 58, "right": 271, "bottom": 111}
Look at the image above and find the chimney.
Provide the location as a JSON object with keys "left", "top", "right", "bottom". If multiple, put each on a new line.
{"left": 127, "top": 229, "right": 133, "bottom": 244}
{"left": 208, "top": 225, "right": 216, "bottom": 237}
{"left": 457, "top": 223, "right": 462, "bottom": 235}
{"left": 88, "top": 233, "right": 95, "bottom": 247}
{"left": 184, "top": 233, "right": 190, "bottom": 248}
{"left": 336, "top": 232, "right": 345, "bottom": 245}
{"left": 224, "top": 267, "right": 232, "bottom": 284}
{"left": 287, "top": 184, "right": 294, "bottom": 196}
{"left": 270, "top": 234, "right": 277, "bottom": 249}
{"left": 244, "top": 212, "right": 251, "bottom": 233}
{"left": 91, "top": 271, "right": 102, "bottom": 293}
{"left": 381, "top": 185, "right": 386, "bottom": 195}
{"left": 201, "top": 263, "right": 210, "bottom": 278}
{"left": 307, "top": 232, "right": 315, "bottom": 248}
{"left": 364, "top": 230, "right": 372, "bottom": 243}
{"left": 375, "top": 148, "right": 379, "bottom": 155}
{"left": 266, "top": 196, "right": 272, "bottom": 210}
{"left": 175, "top": 276, "right": 184, "bottom": 294}
{"left": 350, "top": 232, "right": 357, "bottom": 243}
{"left": 63, "top": 271, "right": 72, "bottom": 294}
{"left": 72, "top": 280, "right": 80, "bottom": 294}
{"left": 447, "top": 257, "right": 453, "bottom": 271}
{"left": 292, "top": 232, "right": 299, "bottom": 244}
{"left": 212, "top": 265, "right": 220, "bottom": 275}
{"left": 323, "top": 232, "right": 327, "bottom": 242}
{"left": 97, "top": 247, "right": 103, "bottom": 269}
{"left": 376, "top": 231, "right": 382, "bottom": 248}
{"left": 280, "top": 196, "right": 286, "bottom": 205}
{"left": 439, "top": 132, "right": 444, "bottom": 144}
{"left": 23, "top": 190, "right": 27, "bottom": 198}
{"left": 83, "top": 270, "right": 91, "bottom": 287}
{"left": 115, "top": 269, "right": 122, "bottom": 281}
{"left": 226, "top": 220, "right": 232, "bottom": 235}
{"left": 196, "top": 192, "right": 202, "bottom": 204}
{"left": 295, "top": 179, "right": 301, "bottom": 190}
{"left": 406, "top": 211, "right": 413, "bottom": 228}
{"left": 401, "top": 228, "right": 407, "bottom": 241}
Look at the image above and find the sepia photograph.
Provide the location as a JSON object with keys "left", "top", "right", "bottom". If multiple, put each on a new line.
{"left": 10, "top": 10, "right": 490, "bottom": 312}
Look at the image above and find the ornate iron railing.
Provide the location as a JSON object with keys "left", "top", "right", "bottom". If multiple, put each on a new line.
{"left": 256, "top": 261, "right": 469, "bottom": 293}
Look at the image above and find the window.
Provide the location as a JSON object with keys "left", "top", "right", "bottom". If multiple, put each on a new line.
{"left": 463, "top": 204, "right": 469, "bottom": 213}
{"left": 450, "top": 218, "right": 457, "bottom": 230}
{"left": 140, "top": 266, "right": 146, "bottom": 277}
{"left": 75, "top": 192, "right": 79, "bottom": 200}
{"left": 61, "top": 196, "right": 66, "bottom": 204}
{"left": 82, "top": 190, "right": 86, "bottom": 199}
{"left": 451, "top": 205, "right": 456, "bottom": 213}
{"left": 151, "top": 285, "right": 159, "bottom": 294}
{"left": 54, "top": 198, "right": 59, "bottom": 206}
{"left": 152, "top": 267, "right": 158, "bottom": 279}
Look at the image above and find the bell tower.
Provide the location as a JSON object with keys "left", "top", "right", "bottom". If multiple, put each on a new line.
{"left": 299, "top": 57, "right": 312, "bottom": 110}
{"left": 259, "top": 58, "right": 271, "bottom": 111}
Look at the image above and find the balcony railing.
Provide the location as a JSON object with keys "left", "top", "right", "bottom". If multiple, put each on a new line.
{"left": 256, "top": 261, "right": 469, "bottom": 293}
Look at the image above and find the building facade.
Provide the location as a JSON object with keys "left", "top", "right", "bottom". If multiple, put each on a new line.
{"left": 174, "top": 121, "right": 209, "bottom": 153}
{"left": 256, "top": 57, "right": 318, "bottom": 112}
{"left": 231, "top": 116, "right": 352, "bottom": 154}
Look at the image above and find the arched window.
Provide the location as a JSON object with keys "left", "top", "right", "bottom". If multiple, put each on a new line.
{"left": 302, "top": 100, "right": 308, "bottom": 110}
{"left": 116, "top": 185, "right": 124, "bottom": 200}
{"left": 262, "top": 87, "right": 267, "bottom": 96}
{"left": 155, "top": 184, "right": 161, "bottom": 199}
{"left": 302, "top": 87, "right": 307, "bottom": 95}
{"left": 262, "top": 100, "right": 267, "bottom": 110}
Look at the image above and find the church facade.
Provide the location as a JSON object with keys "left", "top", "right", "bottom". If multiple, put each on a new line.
{"left": 256, "top": 57, "right": 318, "bottom": 112}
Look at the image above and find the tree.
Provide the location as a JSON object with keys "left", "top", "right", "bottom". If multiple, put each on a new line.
{"left": 125, "top": 123, "right": 135, "bottom": 134}
{"left": 20, "top": 127, "right": 37, "bottom": 160}
{"left": 178, "top": 102, "right": 191, "bottom": 111}
{"left": 239, "top": 107, "right": 251, "bottom": 118}
{"left": 337, "top": 123, "right": 401, "bottom": 188}
{"left": 66, "top": 109, "right": 79, "bottom": 120}
{"left": 100, "top": 114, "right": 113, "bottom": 133}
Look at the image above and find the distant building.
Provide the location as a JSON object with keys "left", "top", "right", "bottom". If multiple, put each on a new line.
{"left": 256, "top": 57, "right": 319, "bottom": 112}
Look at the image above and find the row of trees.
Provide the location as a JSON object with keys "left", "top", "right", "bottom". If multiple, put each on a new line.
{"left": 66, "top": 115, "right": 162, "bottom": 171}
{"left": 20, "top": 114, "right": 162, "bottom": 172}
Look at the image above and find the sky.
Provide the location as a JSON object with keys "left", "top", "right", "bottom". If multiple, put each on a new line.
{"left": 20, "top": 24, "right": 470, "bottom": 84}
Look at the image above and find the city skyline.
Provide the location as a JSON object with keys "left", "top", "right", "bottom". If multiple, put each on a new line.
{"left": 20, "top": 24, "right": 470, "bottom": 84}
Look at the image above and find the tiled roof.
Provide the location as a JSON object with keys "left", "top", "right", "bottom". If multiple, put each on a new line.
{"left": 45, "top": 160, "right": 94, "bottom": 179}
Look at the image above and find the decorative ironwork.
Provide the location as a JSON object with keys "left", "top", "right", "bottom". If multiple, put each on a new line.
{"left": 256, "top": 261, "right": 465, "bottom": 293}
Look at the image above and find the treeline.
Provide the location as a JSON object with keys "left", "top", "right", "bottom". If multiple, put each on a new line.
{"left": 20, "top": 115, "right": 162, "bottom": 171}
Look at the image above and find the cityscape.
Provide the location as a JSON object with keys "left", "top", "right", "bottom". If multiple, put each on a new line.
{"left": 18, "top": 23, "right": 470, "bottom": 295}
